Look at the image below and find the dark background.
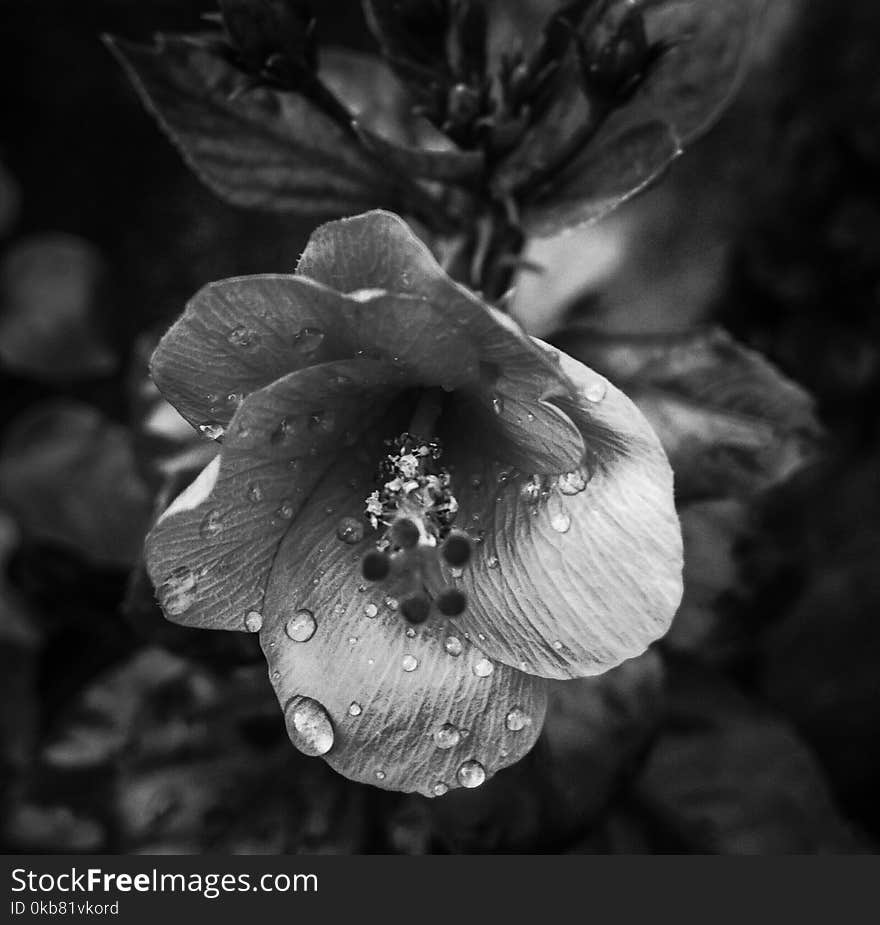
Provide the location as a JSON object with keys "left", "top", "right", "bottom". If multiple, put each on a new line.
{"left": 0, "top": 0, "right": 878, "bottom": 853}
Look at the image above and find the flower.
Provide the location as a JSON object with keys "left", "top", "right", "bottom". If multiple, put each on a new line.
{"left": 145, "top": 210, "right": 682, "bottom": 796}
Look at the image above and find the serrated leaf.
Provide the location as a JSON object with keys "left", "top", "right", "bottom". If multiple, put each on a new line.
{"left": 106, "top": 35, "right": 398, "bottom": 216}
{"left": 557, "top": 327, "right": 822, "bottom": 501}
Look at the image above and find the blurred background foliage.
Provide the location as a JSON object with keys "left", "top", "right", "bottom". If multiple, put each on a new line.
{"left": 0, "top": 0, "right": 878, "bottom": 852}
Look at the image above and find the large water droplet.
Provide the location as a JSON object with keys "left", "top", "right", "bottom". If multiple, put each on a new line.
{"left": 433, "top": 724, "right": 461, "bottom": 750}
{"left": 285, "top": 609, "right": 316, "bottom": 643}
{"left": 557, "top": 469, "right": 588, "bottom": 496}
{"left": 364, "top": 603, "right": 378, "bottom": 618}
{"left": 401, "top": 654, "right": 419, "bottom": 672}
{"left": 456, "top": 759, "right": 486, "bottom": 789}
{"left": 445, "top": 636, "right": 463, "bottom": 657}
{"left": 548, "top": 494, "right": 571, "bottom": 533}
{"left": 337, "top": 517, "right": 365, "bottom": 545}
{"left": 505, "top": 707, "right": 531, "bottom": 732}
{"left": 348, "top": 702, "right": 362, "bottom": 717}
{"left": 285, "top": 696, "right": 334, "bottom": 756}
{"left": 200, "top": 509, "right": 223, "bottom": 538}
{"left": 294, "top": 326, "right": 325, "bottom": 354}
{"left": 157, "top": 567, "right": 198, "bottom": 616}
{"left": 244, "top": 611, "right": 263, "bottom": 633}
{"left": 584, "top": 379, "right": 607, "bottom": 403}
{"left": 473, "top": 657, "right": 494, "bottom": 678}
{"left": 227, "top": 325, "right": 256, "bottom": 347}
{"left": 198, "top": 422, "right": 225, "bottom": 441}
{"left": 432, "top": 782, "right": 449, "bottom": 797}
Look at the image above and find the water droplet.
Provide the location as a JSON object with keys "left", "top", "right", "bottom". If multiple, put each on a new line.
{"left": 456, "top": 759, "right": 486, "bottom": 789}
{"left": 548, "top": 494, "right": 571, "bottom": 533}
{"left": 375, "top": 770, "right": 386, "bottom": 781}
{"left": 433, "top": 724, "right": 461, "bottom": 750}
{"left": 276, "top": 500, "right": 294, "bottom": 520}
{"left": 405, "top": 627, "right": 416, "bottom": 638}
{"left": 451, "top": 567, "right": 464, "bottom": 579}
{"left": 200, "top": 509, "right": 223, "bottom": 538}
{"left": 584, "top": 379, "right": 607, "bottom": 403}
{"left": 348, "top": 636, "right": 359, "bottom": 646}
{"left": 364, "top": 603, "right": 378, "bottom": 618}
{"left": 294, "top": 326, "right": 325, "bottom": 354}
{"left": 285, "top": 696, "right": 334, "bottom": 756}
{"left": 248, "top": 483, "right": 264, "bottom": 503}
{"left": 157, "top": 567, "right": 198, "bottom": 617}
{"left": 227, "top": 325, "right": 255, "bottom": 347}
{"left": 285, "top": 609, "right": 316, "bottom": 643}
{"left": 487, "top": 556, "right": 499, "bottom": 570}
{"left": 491, "top": 395, "right": 504, "bottom": 415}
{"left": 348, "top": 702, "right": 362, "bottom": 717}
{"left": 553, "top": 640, "right": 564, "bottom": 651}
{"left": 506, "top": 707, "right": 531, "bottom": 732}
{"left": 384, "top": 596, "right": 399, "bottom": 612}
{"left": 244, "top": 611, "right": 263, "bottom": 633}
{"left": 473, "top": 657, "right": 494, "bottom": 678}
{"left": 198, "top": 422, "right": 225, "bottom": 441}
{"left": 401, "top": 654, "right": 419, "bottom": 672}
{"left": 445, "top": 636, "right": 463, "bottom": 657}
{"left": 557, "top": 470, "right": 588, "bottom": 496}
{"left": 337, "top": 517, "right": 365, "bottom": 545}
{"left": 432, "top": 782, "right": 449, "bottom": 797}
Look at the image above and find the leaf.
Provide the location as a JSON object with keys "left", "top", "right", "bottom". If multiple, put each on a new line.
{"left": 557, "top": 327, "right": 822, "bottom": 501}
{"left": 0, "top": 234, "right": 117, "bottom": 382}
{"left": 0, "top": 402, "right": 152, "bottom": 568}
{"left": 636, "top": 666, "right": 866, "bottom": 853}
{"left": 106, "top": 35, "right": 398, "bottom": 216}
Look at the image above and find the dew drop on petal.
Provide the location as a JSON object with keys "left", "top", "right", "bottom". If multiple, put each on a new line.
{"left": 505, "top": 707, "right": 531, "bottom": 732}
{"left": 375, "top": 770, "right": 386, "bottom": 781}
{"left": 433, "top": 724, "right": 461, "bottom": 750}
{"left": 473, "top": 657, "right": 494, "bottom": 678}
{"left": 405, "top": 627, "right": 416, "bottom": 638}
{"left": 294, "top": 326, "right": 325, "bottom": 354}
{"left": 285, "top": 696, "right": 334, "bottom": 756}
{"left": 457, "top": 760, "right": 486, "bottom": 789}
{"left": 557, "top": 469, "right": 588, "bottom": 496}
{"left": 348, "top": 702, "right": 362, "bottom": 717}
{"left": 199, "top": 509, "right": 223, "bottom": 538}
{"left": 584, "top": 379, "right": 607, "bottom": 403}
{"left": 244, "top": 611, "right": 263, "bottom": 633}
{"left": 553, "top": 640, "right": 564, "bottom": 651}
{"left": 285, "top": 609, "right": 316, "bottom": 643}
{"left": 445, "top": 636, "right": 463, "bottom": 657}
{"left": 432, "top": 782, "right": 449, "bottom": 797}
{"left": 348, "top": 636, "right": 359, "bottom": 647}
{"left": 384, "top": 596, "right": 399, "bottom": 612}
{"left": 248, "top": 483, "right": 264, "bottom": 503}
{"left": 548, "top": 494, "right": 571, "bottom": 534}
{"left": 487, "top": 556, "right": 499, "bottom": 570}
{"left": 491, "top": 395, "right": 504, "bottom": 415}
{"left": 401, "top": 654, "right": 419, "bottom": 672}
{"left": 227, "top": 325, "right": 255, "bottom": 347}
{"left": 157, "top": 567, "right": 198, "bottom": 617}
{"left": 198, "top": 422, "right": 225, "bottom": 441}
{"left": 276, "top": 500, "right": 294, "bottom": 520}
{"left": 364, "top": 603, "right": 379, "bottom": 619}
{"left": 337, "top": 517, "right": 365, "bottom": 545}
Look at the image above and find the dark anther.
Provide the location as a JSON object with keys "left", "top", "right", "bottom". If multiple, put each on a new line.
{"left": 401, "top": 593, "right": 431, "bottom": 624}
{"left": 441, "top": 532, "right": 472, "bottom": 567}
{"left": 362, "top": 549, "right": 391, "bottom": 582}
{"left": 436, "top": 588, "right": 467, "bottom": 617}
{"left": 391, "top": 517, "right": 421, "bottom": 549}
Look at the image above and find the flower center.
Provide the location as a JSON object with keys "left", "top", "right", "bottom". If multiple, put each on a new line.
{"left": 361, "top": 431, "right": 472, "bottom": 624}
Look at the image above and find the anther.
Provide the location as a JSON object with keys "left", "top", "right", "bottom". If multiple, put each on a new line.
{"left": 391, "top": 517, "right": 421, "bottom": 550}
{"left": 362, "top": 550, "right": 391, "bottom": 583}
{"left": 401, "top": 593, "right": 431, "bottom": 624}
{"left": 441, "top": 532, "right": 472, "bottom": 567}
{"left": 437, "top": 588, "right": 467, "bottom": 618}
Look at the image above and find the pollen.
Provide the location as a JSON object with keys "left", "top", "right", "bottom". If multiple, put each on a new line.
{"left": 360, "top": 433, "right": 471, "bottom": 625}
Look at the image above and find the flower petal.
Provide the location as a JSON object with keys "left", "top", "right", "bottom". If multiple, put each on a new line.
{"left": 297, "top": 210, "right": 587, "bottom": 472}
{"left": 144, "top": 358, "right": 404, "bottom": 631}
{"left": 151, "top": 274, "right": 483, "bottom": 428}
{"left": 259, "top": 451, "right": 547, "bottom": 797}
{"left": 441, "top": 347, "right": 683, "bottom": 680}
